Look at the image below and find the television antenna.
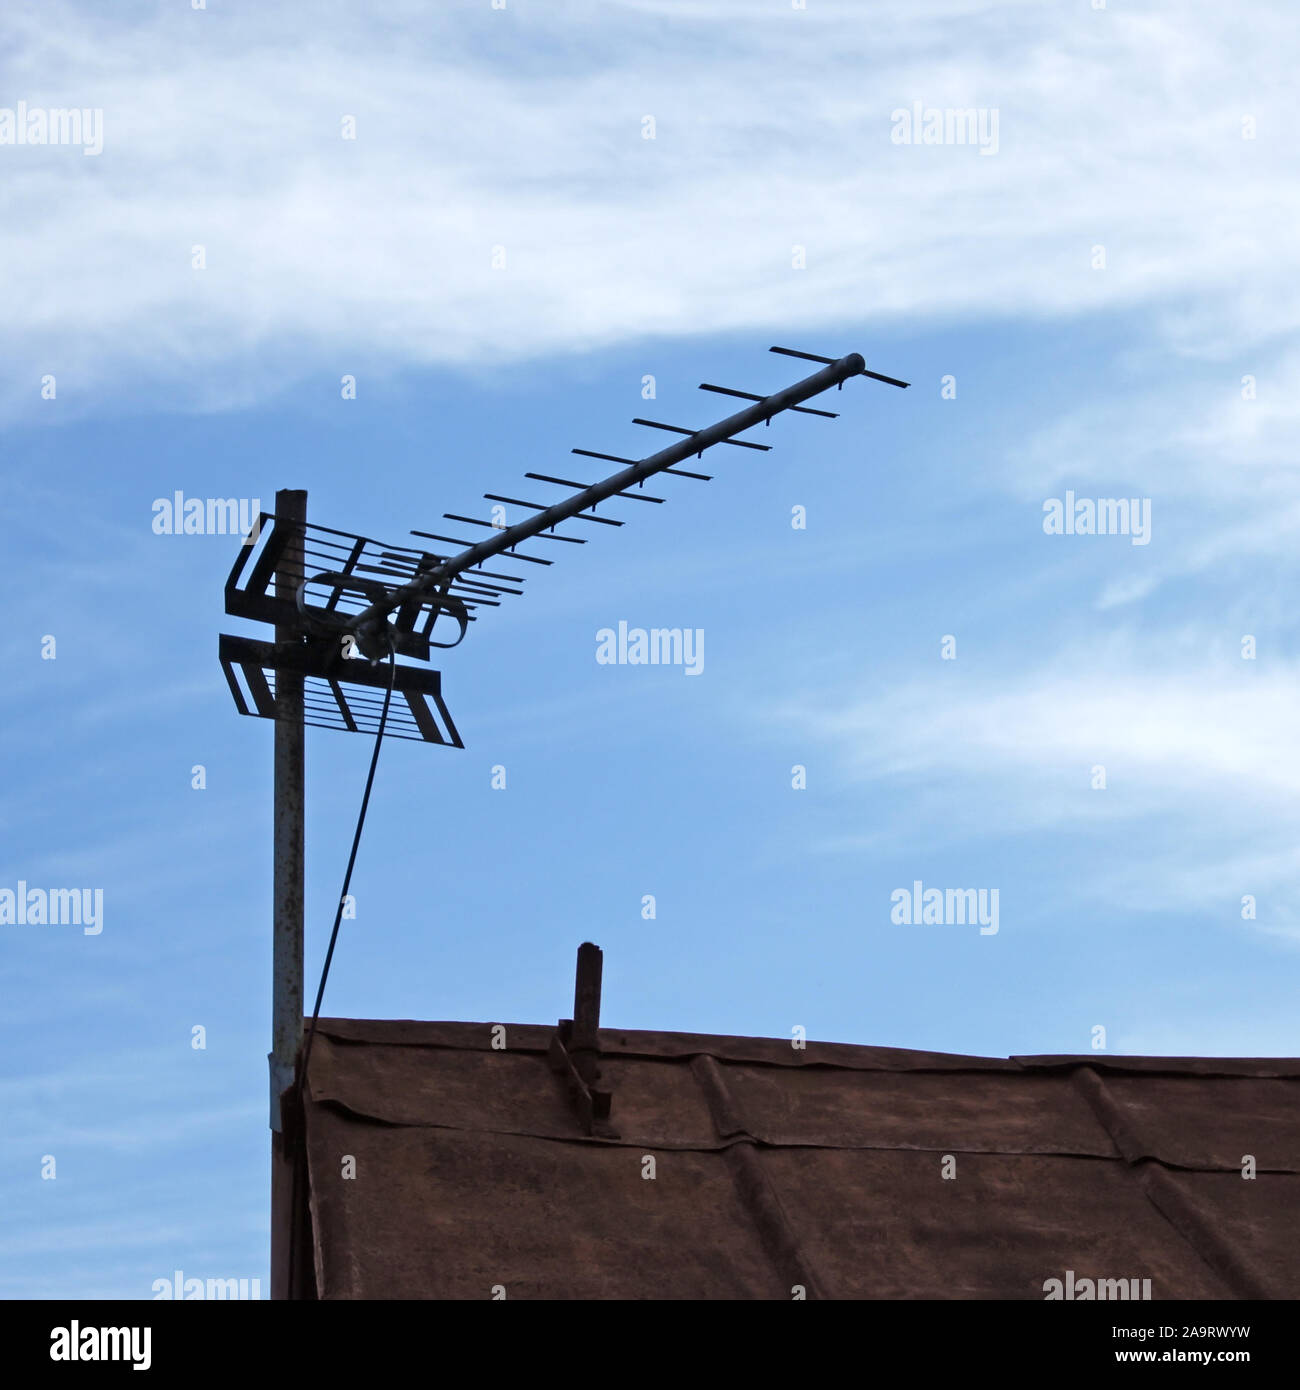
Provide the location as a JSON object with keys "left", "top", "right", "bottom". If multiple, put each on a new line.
{"left": 217, "top": 345, "right": 907, "bottom": 1294}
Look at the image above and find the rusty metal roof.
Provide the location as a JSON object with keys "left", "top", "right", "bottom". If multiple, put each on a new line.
{"left": 291, "top": 1018, "right": 1300, "bottom": 1299}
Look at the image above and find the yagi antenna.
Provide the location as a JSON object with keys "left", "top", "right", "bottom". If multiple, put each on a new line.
{"left": 217, "top": 342, "right": 909, "bottom": 1249}
{"left": 341, "top": 348, "right": 901, "bottom": 675}
{"left": 219, "top": 345, "right": 907, "bottom": 745}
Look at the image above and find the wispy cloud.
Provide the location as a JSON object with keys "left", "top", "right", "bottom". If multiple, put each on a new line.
{"left": 2, "top": 1, "right": 1296, "bottom": 419}
{"left": 783, "top": 636, "right": 1300, "bottom": 933}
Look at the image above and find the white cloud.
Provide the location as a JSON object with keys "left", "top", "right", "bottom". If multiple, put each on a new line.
{"left": 1, "top": 0, "right": 1297, "bottom": 418}
{"left": 805, "top": 660, "right": 1300, "bottom": 804}
{"left": 1008, "top": 352, "right": 1300, "bottom": 498}
{"left": 785, "top": 639, "right": 1300, "bottom": 930}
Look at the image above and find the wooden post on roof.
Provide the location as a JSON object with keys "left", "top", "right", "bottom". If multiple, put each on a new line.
{"left": 570, "top": 941, "right": 603, "bottom": 1086}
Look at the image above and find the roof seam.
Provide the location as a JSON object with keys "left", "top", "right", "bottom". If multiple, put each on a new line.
{"left": 1070, "top": 1065, "right": 1274, "bottom": 1300}
{"left": 690, "top": 1054, "right": 832, "bottom": 1299}
{"left": 305, "top": 1098, "right": 1300, "bottom": 1172}
{"left": 309, "top": 1030, "right": 1300, "bottom": 1078}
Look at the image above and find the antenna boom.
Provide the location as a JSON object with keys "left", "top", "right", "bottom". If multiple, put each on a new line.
{"left": 349, "top": 351, "right": 873, "bottom": 648}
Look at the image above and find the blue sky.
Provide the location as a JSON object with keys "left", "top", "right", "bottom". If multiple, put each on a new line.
{"left": 2, "top": 0, "right": 1297, "bottom": 1298}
